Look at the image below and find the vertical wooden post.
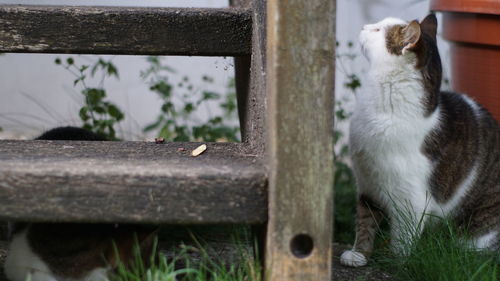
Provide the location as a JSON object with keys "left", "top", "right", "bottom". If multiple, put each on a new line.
{"left": 229, "top": 0, "right": 251, "bottom": 142}
{"left": 230, "top": 0, "right": 268, "bottom": 156}
{"left": 265, "top": 0, "right": 336, "bottom": 280}
{"left": 230, "top": 0, "right": 268, "bottom": 266}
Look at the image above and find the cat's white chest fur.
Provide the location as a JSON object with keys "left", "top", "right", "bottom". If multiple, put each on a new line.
{"left": 4, "top": 229, "right": 109, "bottom": 281}
{"left": 349, "top": 74, "right": 440, "bottom": 214}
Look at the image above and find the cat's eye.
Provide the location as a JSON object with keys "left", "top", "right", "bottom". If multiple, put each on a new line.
{"left": 372, "top": 28, "right": 380, "bottom": 32}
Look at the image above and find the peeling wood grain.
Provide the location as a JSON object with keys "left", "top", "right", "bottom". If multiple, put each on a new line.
{"left": 265, "top": 0, "right": 336, "bottom": 280}
{"left": 0, "top": 5, "right": 251, "bottom": 56}
{"left": 0, "top": 141, "right": 267, "bottom": 224}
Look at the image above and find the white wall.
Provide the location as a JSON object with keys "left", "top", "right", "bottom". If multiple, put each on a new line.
{"left": 0, "top": 0, "right": 233, "bottom": 139}
{"left": 0, "top": 0, "right": 450, "bottom": 139}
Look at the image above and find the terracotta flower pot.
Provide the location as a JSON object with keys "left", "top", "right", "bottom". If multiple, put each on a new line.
{"left": 431, "top": 0, "right": 500, "bottom": 121}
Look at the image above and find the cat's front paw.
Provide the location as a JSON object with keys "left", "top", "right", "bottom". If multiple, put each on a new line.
{"left": 340, "top": 250, "right": 368, "bottom": 267}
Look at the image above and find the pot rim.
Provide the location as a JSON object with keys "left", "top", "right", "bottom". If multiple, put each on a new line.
{"left": 430, "top": 0, "right": 500, "bottom": 15}
{"left": 440, "top": 12, "right": 500, "bottom": 46}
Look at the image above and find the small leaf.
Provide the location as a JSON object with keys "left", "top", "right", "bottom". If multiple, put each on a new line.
{"left": 73, "top": 75, "right": 85, "bottom": 86}
{"left": 79, "top": 107, "right": 89, "bottom": 121}
{"left": 94, "top": 105, "right": 106, "bottom": 114}
{"left": 202, "top": 75, "right": 214, "bottom": 83}
{"left": 173, "top": 126, "right": 190, "bottom": 142}
{"left": 84, "top": 88, "right": 106, "bottom": 106}
{"left": 107, "top": 63, "right": 119, "bottom": 78}
{"left": 184, "top": 103, "right": 194, "bottom": 114}
{"left": 344, "top": 74, "right": 361, "bottom": 91}
{"left": 151, "top": 81, "right": 172, "bottom": 97}
{"left": 108, "top": 104, "right": 124, "bottom": 120}
{"left": 334, "top": 130, "right": 343, "bottom": 144}
{"left": 159, "top": 125, "right": 173, "bottom": 140}
{"left": 66, "top": 57, "right": 74, "bottom": 65}
{"left": 91, "top": 63, "right": 99, "bottom": 77}
{"left": 107, "top": 126, "right": 117, "bottom": 137}
{"left": 209, "top": 117, "right": 223, "bottom": 125}
{"left": 202, "top": 91, "right": 220, "bottom": 101}
{"left": 220, "top": 93, "right": 237, "bottom": 115}
{"left": 143, "top": 116, "right": 164, "bottom": 132}
{"left": 161, "top": 102, "right": 174, "bottom": 113}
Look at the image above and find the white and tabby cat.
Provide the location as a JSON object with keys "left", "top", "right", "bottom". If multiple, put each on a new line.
{"left": 340, "top": 14, "right": 499, "bottom": 267}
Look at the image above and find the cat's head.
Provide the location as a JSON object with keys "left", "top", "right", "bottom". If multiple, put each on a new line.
{"left": 359, "top": 14, "right": 442, "bottom": 108}
{"left": 359, "top": 14, "right": 439, "bottom": 62}
{"left": 360, "top": 15, "right": 440, "bottom": 74}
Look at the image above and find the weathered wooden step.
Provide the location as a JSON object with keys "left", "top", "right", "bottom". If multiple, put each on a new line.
{"left": 0, "top": 140, "right": 267, "bottom": 224}
{"left": 0, "top": 5, "right": 252, "bottom": 56}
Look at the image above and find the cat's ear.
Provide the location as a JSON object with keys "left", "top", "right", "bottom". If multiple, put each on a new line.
{"left": 402, "top": 20, "right": 421, "bottom": 55}
{"left": 420, "top": 14, "right": 438, "bottom": 40}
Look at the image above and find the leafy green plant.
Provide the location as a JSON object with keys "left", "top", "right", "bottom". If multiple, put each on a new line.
{"left": 141, "top": 56, "right": 239, "bottom": 142}
{"left": 55, "top": 56, "right": 239, "bottom": 142}
{"left": 55, "top": 57, "right": 124, "bottom": 140}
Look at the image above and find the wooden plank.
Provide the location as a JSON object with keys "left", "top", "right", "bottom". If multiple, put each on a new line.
{"left": 265, "top": 0, "right": 336, "bottom": 280}
{"left": 233, "top": 55, "right": 252, "bottom": 141}
{"left": 0, "top": 140, "right": 267, "bottom": 224}
{"left": 232, "top": 0, "right": 267, "bottom": 156}
{"left": 0, "top": 5, "right": 251, "bottom": 56}
{"left": 230, "top": 0, "right": 252, "bottom": 145}
{"left": 230, "top": 0, "right": 268, "bottom": 271}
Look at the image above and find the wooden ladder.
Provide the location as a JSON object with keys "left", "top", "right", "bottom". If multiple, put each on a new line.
{"left": 0, "top": 1, "right": 336, "bottom": 280}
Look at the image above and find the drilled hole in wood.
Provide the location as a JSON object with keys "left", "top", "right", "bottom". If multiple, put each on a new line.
{"left": 290, "top": 234, "right": 314, "bottom": 258}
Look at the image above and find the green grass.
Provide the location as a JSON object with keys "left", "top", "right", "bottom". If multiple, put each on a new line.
{"left": 107, "top": 214, "right": 498, "bottom": 281}
{"left": 109, "top": 231, "right": 262, "bottom": 281}
{"left": 106, "top": 174, "right": 499, "bottom": 281}
{"left": 372, "top": 217, "right": 499, "bottom": 281}
{"left": 332, "top": 181, "right": 499, "bottom": 281}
